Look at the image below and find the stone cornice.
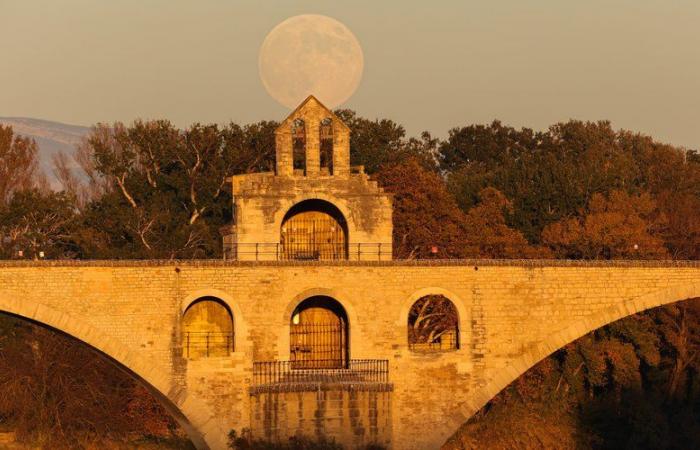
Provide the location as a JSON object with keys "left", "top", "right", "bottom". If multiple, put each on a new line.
{"left": 1, "top": 259, "right": 699, "bottom": 268}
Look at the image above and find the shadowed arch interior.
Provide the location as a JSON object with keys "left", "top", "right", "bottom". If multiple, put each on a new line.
{"left": 182, "top": 297, "right": 234, "bottom": 358}
{"left": 440, "top": 289, "right": 700, "bottom": 450}
{"left": 408, "top": 294, "right": 460, "bottom": 352}
{"left": 0, "top": 310, "right": 207, "bottom": 449}
{"left": 290, "top": 295, "right": 349, "bottom": 369}
{"left": 280, "top": 199, "right": 348, "bottom": 260}
{"left": 320, "top": 117, "right": 334, "bottom": 174}
{"left": 291, "top": 118, "right": 306, "bottom": 172}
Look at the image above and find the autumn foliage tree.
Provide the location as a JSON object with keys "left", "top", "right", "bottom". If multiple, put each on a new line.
{"left": 542, "top": 190, "right": 668, "bottom": 259}
{"left": 0, "top": 125, "right": 42, "bottom": 205}
{"left": 462, "top": 188, "right": 548, "bottom": 258}
{"left": 0, "top": 318, "right": 180, "bottom": 448}
{"left": 374, "top": 157, "right": 467, "bottom": 259}
{"left": 374, "top": 159, "right": 544, "bottom": 259}
{"left": 446, "top": 297, "right": 700, "bottom": 449}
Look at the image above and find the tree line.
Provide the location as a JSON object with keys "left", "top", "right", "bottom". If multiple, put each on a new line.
{"left": 2, "top": 113, "right": 699, "bottom": 261}
{"left": 0, "top": 112, "right": 699, "bottom": 448}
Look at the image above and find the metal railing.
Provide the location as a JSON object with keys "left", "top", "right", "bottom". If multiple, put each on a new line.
{"left": 281, "top": 242, "right": 346, "bottom": 261}
{"left": 252, "top": 359, "right": 389, "bottom": 389}
{"left": 223, "top": 243, "right": 392, "bottom": 261}
{"left": 408, "top": 331, "right": 459, "bottom": 352}
{"left": 184, "top": 332, "right": 234, "bottom": 358}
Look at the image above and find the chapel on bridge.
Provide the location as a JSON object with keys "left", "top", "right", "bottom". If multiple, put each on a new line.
{"left": 221, "top": 95, "right": 393, "bottom": 261}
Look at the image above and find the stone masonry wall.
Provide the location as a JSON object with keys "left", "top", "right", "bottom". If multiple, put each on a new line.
{"left": 0, "top": 260, "right": 698, "bottom": 449}
{"left": 229, "top": 173, "right": 393, "bottom": 260}
{"left": 250, "top": 388, "right": 392, "bottom": 449}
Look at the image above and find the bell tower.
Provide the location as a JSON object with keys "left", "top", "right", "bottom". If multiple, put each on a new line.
{"left": 222, "top": 95, "right": 393, "bottom": 261}
{"left": 274, "top": 95, "right": 351, "bottom": 177}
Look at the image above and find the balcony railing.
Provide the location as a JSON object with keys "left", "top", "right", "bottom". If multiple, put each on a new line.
{"left": 251, "top": 359, "right": 391, "bottom": 393}
{"left": 224, "top": 243, "right": 392, "bottom": 261}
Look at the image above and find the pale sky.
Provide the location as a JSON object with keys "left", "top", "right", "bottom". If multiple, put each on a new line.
{"left": 1, "top": 0, "right": 699, "bottom": 147}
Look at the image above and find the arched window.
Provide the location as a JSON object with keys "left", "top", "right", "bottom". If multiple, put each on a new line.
{"left": 182, "top": 297, "right": 234, "bottom": 358}
{"left": 292, "top": 118, "right": 306, "bottom": 173}
{"left": 408, "top": 295, "right": 459, "bottom": 352}
{"left": 290, "top": 296, "right": 348, "bottom": 369}
{"left": 320, "top": 117, "right": 334, "bottom": 174}
{"left": 280, "top": 199, "right": 348, "bottom": 260}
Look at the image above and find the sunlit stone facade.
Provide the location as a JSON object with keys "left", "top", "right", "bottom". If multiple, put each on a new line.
{"left": 221, "top": 96, "right": 393, "bottom": 261}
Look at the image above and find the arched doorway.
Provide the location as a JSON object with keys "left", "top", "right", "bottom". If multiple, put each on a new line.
{"left": 290, "top": 296, "right": 348, "bottom": 369}
{"left": 182, "top": 297, "right": 234, "bottom": 358}
{"left": 280, "top": 199, "right": 348, "bottom": 260}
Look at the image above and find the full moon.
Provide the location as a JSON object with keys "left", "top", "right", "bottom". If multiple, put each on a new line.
{"left": 258, "top": 15, "right": 364, "bottom": 109}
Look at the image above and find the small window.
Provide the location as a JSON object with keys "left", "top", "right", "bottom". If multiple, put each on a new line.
{"left": 292, "top": 118, "right": 306, "bottom": 173}
{"left": 320, "top": 118, "right": 333, "bottom": 174}
{"left": 182, "top": 297, "right": 234, "bottom": 358}
{"left": 408, "top": 295, "right": 459, "bottom": 352}
{"left": 280, "top": 199, "right": 348, "bottom": 260}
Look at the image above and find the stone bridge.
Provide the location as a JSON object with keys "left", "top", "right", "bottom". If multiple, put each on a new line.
{"left": 0, "top": 259, "right": 698, "bottom": 449}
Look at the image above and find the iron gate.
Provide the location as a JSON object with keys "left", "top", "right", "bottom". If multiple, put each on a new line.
{"left": 280, "top": 211, "right": 347, "bottom": 260}
{"left": 290, "top": 322, "right": 347, "bottom": 369}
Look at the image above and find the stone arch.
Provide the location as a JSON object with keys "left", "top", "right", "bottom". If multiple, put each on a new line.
{"left": 289, "top": 296, "right": 348, "bottom": 368}
{"left": 398, "top": 287, "right": 471, "bottom": 351}
{"left": 182, "top": 298, "right": 234, "bottom": 358}
{"left": 181, "top": 289, "right": 248, "bottom": 354}
{"left": 278, "top": 288, "right": 361, "bottom": 361}
{"left": 442, "top": 282, "right": 700, "bottom": 446}
{"left": 274, "top": 195, "right": 353, "bottom": 237}
{"left": 0, "top": 295, "right": 225, "bottom": 450}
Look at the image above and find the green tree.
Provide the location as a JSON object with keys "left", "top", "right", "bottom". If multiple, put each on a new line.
{"left": 444, "top": 120, "right": 641, "bottom": 242}
{"left": 438, "top": 120, "right": 540, "bottom": 173}
{"left": 76, "top": 119, "right": 277, "bottom": 259}
{"left": 0, "top": 189, "right": 79, "bottom": 259}
{"left": 334, "top": 109, "right": 409, "bottom": 174}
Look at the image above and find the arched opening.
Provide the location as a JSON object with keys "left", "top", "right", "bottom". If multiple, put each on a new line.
{"left": 408, "top": 295, "right": 459, "bottom": 352}
{"left": 290, "top": 296, "right": 348, "bottom": 369}
{"left": 291, "top": 118, "right": 306, "bottom": 174}
{"left": 182, "top": 297, "right": 234, "bottom": 358}
{"left": 280, "top": 199, "right": 348, "bottom": 260}
{"left": 445, "top": 296, "right": 700, "bottom": 450}
{"left": 320, "top": 117, "right": 334, "bottom": 174}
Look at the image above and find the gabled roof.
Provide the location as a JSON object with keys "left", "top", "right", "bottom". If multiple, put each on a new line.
{"left": 275, "top": 95, "right": 350, "bottom": 134}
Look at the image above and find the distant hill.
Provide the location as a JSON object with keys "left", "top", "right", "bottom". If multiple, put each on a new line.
{"left": 0, "top": 117, "right": 91, "bottom": 189}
